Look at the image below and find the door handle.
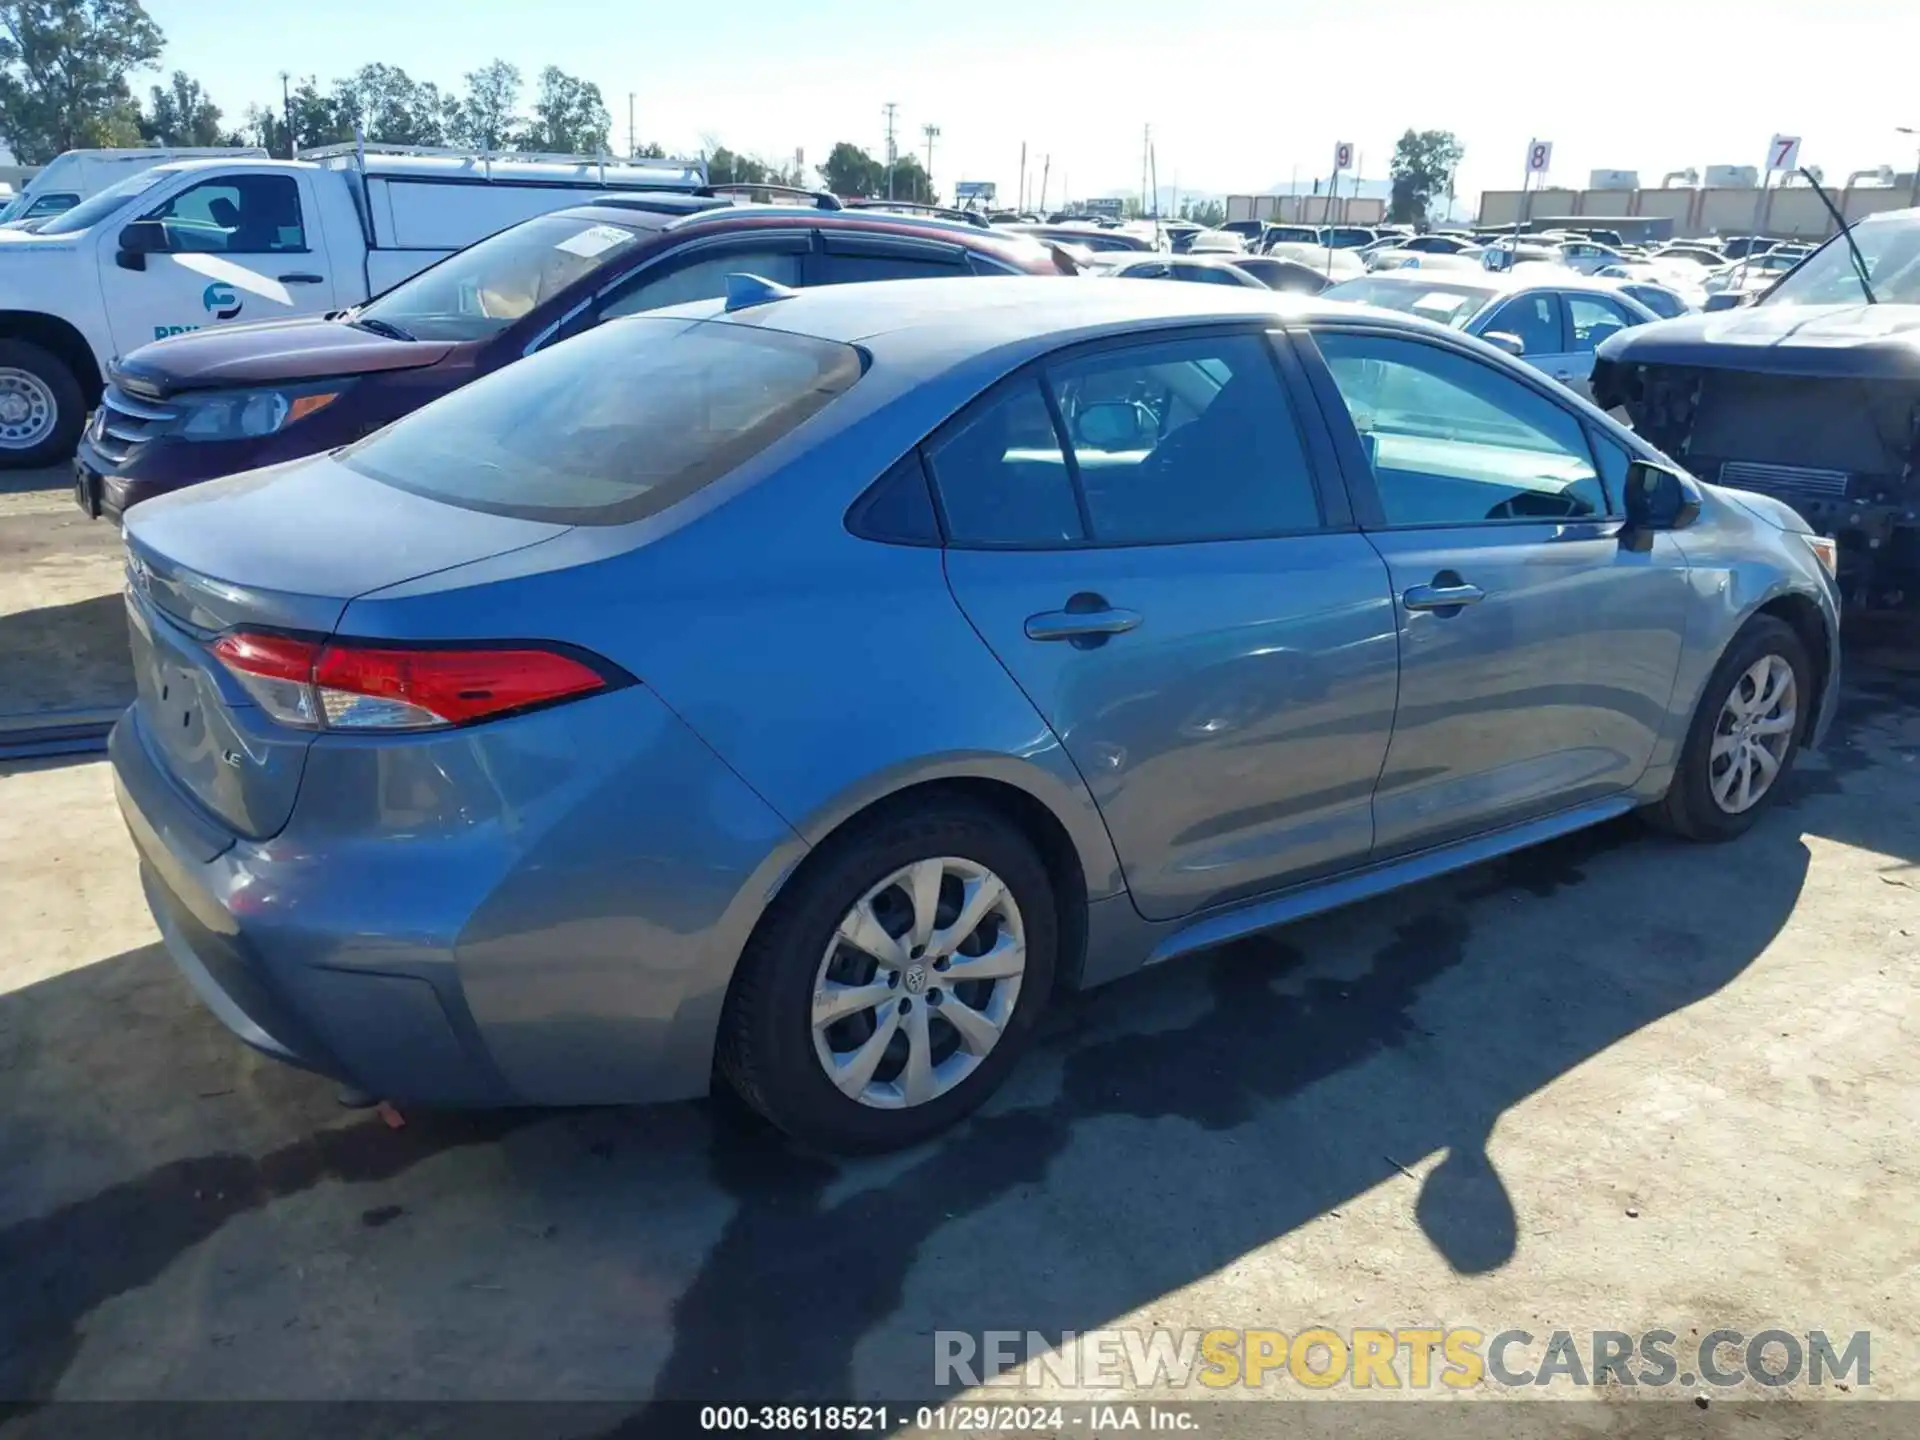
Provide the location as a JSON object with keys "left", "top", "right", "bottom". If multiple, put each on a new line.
{"left": 1402, "top": 581, "right": 1486, "bottom": 612}
{"left": 1025, "top": 605, "right": 1142, "bottom": 645}
{"left": 278, "top": 273, "right": 325, "bottom": 284}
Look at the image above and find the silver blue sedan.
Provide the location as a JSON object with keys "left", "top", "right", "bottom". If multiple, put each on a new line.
{"left": 113, "top": 277, "right": 1840, "bottom": 1152}
{"left": 1323, "top": 268, "right": 1662, "bottom": 396}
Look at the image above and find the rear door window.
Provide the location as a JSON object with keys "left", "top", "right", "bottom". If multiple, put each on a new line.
{"left": 340, "top": 318, "right": 863, "bottom": 525}
{"left": 599, "top": 244, "right": 805, "bottom": 317}
{"left": 925, "top": 379, "right": 1086, "bottom": 546}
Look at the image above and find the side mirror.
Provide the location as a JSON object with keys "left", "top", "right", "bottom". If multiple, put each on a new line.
{"left": 1074, "top": 401, "right": 1153, "bottom": 451}
{"left": 115, "top": 219, "right": 166, "bottom": 271}
{"left": 1483, "top": 331, "right": 1526, "bottom": 357}
{"left": 1623, "top": 459, "right": 1701, "bottom": 543}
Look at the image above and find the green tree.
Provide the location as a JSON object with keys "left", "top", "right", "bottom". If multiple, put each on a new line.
{"left": 887, "top": 154, "right": 935, "bottom": 204}
{"left": 1389, "top": 127, "right": 1464, "bottom": 225}
{"left": 242, "top": 77, "right": 351, "bottom": 157}
{"left": 819, "top": 140, "right": 882, "bottom": 197}
{"left": 139, "top": 69, "right": 222, "bottom": 146}
{"left": 514, "top": 66, "right": 609, "bottom": 154}
{"left": 331, "top": 62, "right": 451, "bottom": 146}
{"left": 706, "top": 144, "right": 773, "bottom": 186}
{"left": 0, "top": 0, "right": 164, "bottom": 163}
{"left": 633, "top": 139, "right": 665, "bottom": 159}
{"left": 1179, "top": 197, "right": 1226, "bottom": 228}
{"left": 450, "top": 59, "right": 519, "bottom": 151}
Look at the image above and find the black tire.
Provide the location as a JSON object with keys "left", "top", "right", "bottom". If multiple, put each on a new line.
{"left": 717, "top": 799, "right": 1058, "bottom": 1154}
{"left": 0, "top": 338, "right": 86, "bottom": 470}
{"left": 1645, "top": 615, "right": 1812, "bottom": 842}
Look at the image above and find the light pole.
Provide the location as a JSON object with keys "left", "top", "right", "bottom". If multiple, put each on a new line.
{"left": 1900, "top": 127, "right": 1920, "bottom": 208}
{"left": 923, "top": 123, "right": 939, "bottom": 203}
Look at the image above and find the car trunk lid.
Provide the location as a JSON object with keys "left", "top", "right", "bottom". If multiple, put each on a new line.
{"left": 122, "top": 455, "right": 570, "bottom": 838}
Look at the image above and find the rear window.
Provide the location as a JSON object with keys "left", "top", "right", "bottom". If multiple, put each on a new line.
{"left": 340, "top": 317, "right": 865, "bottom": 525}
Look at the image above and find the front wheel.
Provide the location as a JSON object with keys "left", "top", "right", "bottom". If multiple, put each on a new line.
{"left": 1646, "top": 615, "right": 1811, "bottom": 842}
{"left": 717, "top": 801, "right": 1057, "bottom": 1153}
{"left": 0, "top": 339, "right": 86, "bottom": 470}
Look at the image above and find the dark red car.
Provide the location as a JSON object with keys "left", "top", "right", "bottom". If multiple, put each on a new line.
{"left": 75, "top": 194, "right": 1075, "bottom": 522}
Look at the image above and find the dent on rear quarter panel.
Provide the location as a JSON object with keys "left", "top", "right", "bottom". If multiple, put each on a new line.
{"left": 278, "top": 683, "right": 804, "bottom": 1106}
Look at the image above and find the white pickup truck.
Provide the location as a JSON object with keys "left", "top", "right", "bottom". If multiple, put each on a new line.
{"left": 0, "top": 143, "right": 706, "bottom": 467}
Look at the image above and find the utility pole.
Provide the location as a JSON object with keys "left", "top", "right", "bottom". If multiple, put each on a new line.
{"left": 923, "top": 123, "right": 940, "bottom": 203}
{"left": 1141, "top": 124, "right": 1151, "bottom": 217}
{"left": 1039, "top": 154, "right": 1051, "bottom": 212}
{"left": 627, "top": 93, "right": 635, "bottom": 159}
{"left": 1018, "top": 142, "right": 1027, "bottom": 213}
{"left": 279, "top": 71, "right": 294, "bottom": 160}
{"left": 883, "top": 102, "right": 899, "bottom": 200}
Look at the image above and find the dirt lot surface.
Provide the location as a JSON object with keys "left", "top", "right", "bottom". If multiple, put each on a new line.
{"left": 1, "top": 475, "right": 1917, "bottom": 1430}
{"left": 0, "top": 470, "right": 129, "bottom": 723}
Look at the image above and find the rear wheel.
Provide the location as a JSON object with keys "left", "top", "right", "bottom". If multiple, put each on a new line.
{"left": 0, "top": 339, "right": 85, "bottom": 470}
{"left": 1646, "top": 615, "right": 1810, "bottom": 841}
{"left": 718, "top": 801, "right": 1057, "bottom": 1153}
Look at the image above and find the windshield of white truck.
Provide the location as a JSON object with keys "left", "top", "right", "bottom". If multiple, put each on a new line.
{"left": 37, "top": 167, "right": 174, "bottom": 237}
{"left": 356, "top": 213, "right": 647, "bottom": 342}
{"left": 1762, "top": 217, "right": 1920, "bottom": 306}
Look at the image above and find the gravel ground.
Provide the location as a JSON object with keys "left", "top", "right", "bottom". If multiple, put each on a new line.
{"left": 1, "top": 479, "right": 1917, "bottom": 1433}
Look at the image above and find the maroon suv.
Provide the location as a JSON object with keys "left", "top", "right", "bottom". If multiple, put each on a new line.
{"left": 75, "top": 195, "right": 1073, "bottom": 522}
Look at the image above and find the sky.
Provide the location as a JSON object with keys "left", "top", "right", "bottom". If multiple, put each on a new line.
{"left": 142, "top": 0, "right": 1919, "bottom": 210}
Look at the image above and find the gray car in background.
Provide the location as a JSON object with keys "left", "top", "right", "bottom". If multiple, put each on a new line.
{"left": 1323, "top": 268, "right": 1662, "bottom": 396}
{"left": 112, "top": 278, "right": 1840, "bottom": 1154}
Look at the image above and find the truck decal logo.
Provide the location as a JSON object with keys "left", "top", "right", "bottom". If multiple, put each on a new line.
{"left": 203, "top": 282, "right": 242, "bottom": 320}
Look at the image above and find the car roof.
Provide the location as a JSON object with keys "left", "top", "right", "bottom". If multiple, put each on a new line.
{"left": 650, "top": 274, "right": 1315, "bottom": 353}
{"left": 545, "top": 202, "right": 1064, "bottom": 270}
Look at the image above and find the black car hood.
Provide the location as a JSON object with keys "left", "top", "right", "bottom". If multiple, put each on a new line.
{"left": 112, "top": 317, "right": 459, "bottom": 396}
{"left": 1596, "top": 302, "right": 1920, "bottom": 380}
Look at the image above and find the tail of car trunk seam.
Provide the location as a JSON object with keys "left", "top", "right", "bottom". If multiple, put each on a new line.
{"left": 121, "top": 454, "right": 574, "bottom": 838}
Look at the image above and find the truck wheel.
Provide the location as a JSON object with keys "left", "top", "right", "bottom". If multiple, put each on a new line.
{"left": 0, "top": 339, "right": 86, "bottom": 470}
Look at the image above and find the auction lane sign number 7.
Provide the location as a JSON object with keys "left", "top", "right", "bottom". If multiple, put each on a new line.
{"left": 1768, "top": 135, "right": 1802, "bottom": 172}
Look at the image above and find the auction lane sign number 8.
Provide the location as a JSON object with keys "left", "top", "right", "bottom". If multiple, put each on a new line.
{"left": 1526, "top": 140, "right": 1553, "bottom": 175}
{"left": 1768, "top": 135, "right": 1802, "bottom": 172}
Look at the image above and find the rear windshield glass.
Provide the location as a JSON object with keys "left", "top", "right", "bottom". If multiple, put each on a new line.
{"left": 340, "top": 317, "right": 865, "bottom": 525}
{"left": 1324, "top": 277, "right": 1496, "bottom": 328}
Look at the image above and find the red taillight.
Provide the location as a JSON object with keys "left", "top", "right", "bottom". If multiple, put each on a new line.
{"left": 212, "top": 631, "right": 321, "bottom": 681}
{"left": 211, "top": 632, "right": 611, "bottom": 732}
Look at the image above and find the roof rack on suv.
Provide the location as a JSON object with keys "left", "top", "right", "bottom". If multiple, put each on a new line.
{"left": 842, "top": 199, "right": 991, "bottom": 230}
{"left": 300, "top": 140, "right": 708, "bottom": 188}
{"left": 702, "top": 182, "right": 843, "bottom": 211}
{"left": 582, "top": 192, "right": 734, "bottom": 216}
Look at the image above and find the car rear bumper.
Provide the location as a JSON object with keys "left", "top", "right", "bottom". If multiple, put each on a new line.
{"left": 113, "top": 714, "right": 511, "bottom": 1101}
{"left": 110, "top": 683, "right": 807, "bottom": 1108}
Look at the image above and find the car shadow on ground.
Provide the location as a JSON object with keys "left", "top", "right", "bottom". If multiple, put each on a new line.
{"left": 0, "top": 592, "right": 132, "bottom": 722}
{"left": 10, "top": 670, "right": 1912, "bottom": 1414}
